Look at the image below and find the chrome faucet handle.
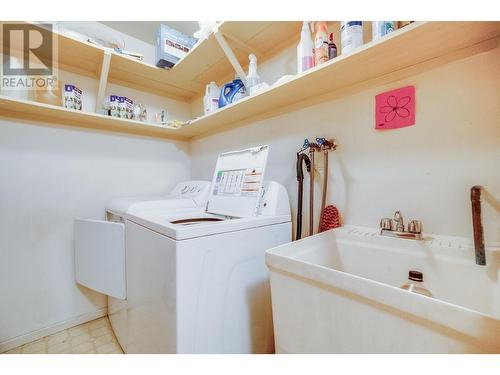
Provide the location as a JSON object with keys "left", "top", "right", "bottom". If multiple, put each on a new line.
{"left": 393, "top": 211, "right": 404, "bottom": 232}
{"left": 380, "top": 218, "right": 392, "bottom": 230}
{"left": 408, "top": 220, "right": 422, "bottom": 234}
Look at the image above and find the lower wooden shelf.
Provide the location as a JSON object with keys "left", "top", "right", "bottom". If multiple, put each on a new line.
{"left": 0, "top": 96, "right": 189, "bottom": 141}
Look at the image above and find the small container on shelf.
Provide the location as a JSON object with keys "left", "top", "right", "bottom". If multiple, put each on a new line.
{"left": 372, "top": 21, "right": 396, "bottom": 41}
{"left": 118, "top": 96, "right": 134, "bottom": 119}
{"left": 155, "top": 109, "right": 168, "bottom": 125}
{"left": 109, "top": 95, "right": 120, "bottom": 117}
{"left": 133, "top": 103, "right": 147, "bottom": 122}
{"left": 63, "top": 84, "right": 82, "bottom": 111}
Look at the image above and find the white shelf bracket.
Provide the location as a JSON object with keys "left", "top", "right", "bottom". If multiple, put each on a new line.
{"left": 95, "top": 50, "right": 112, "bottom": 114}
{"left": 214, "top": 31, "right": 248, "bottom": 86}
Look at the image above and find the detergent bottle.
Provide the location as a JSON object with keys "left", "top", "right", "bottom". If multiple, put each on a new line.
{"left": 203, "top": 81, "right": 220, "bottom": 114}
{"left": 218, "top": 77, "right": 246, "bottom": 108}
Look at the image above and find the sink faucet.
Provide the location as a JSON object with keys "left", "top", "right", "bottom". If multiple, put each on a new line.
{"left": 471, "top": 185, "right": 486, "bottom": 266}
{"left": 393, "top": 211, "right": 405, "bottom": 232}
{"left": 380, "top": 210, "right": 422, "bottom": 240}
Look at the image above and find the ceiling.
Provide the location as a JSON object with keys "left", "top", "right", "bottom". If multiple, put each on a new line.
{"left": 100, "top": 21, "right": 200, "bottom": 45}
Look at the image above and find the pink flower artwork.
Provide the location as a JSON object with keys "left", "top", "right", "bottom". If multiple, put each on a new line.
{"left": 375, "top": 86, "right": 415, "bottom": 130}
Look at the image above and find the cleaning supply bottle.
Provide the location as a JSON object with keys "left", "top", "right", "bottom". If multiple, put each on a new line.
{"left": 372, "top": 21, "right": 395, "bottom": 41}
{"left": 314, "top": 21, "right": 329, "bottom": 66}
{"left": 203, "top": 81, "right": 220, "bottom": 114}
{"left": 327, "top": 33, "right": 337, "bottom": 60}
{"left": 246, "top": 54, "right": 261, "bottom": 95}
{"left": 232, "top": 75, "right": 247, "bottom": 102}
{"left": 297, "top": 21, "right": 314, "bottom": 74}
{"left": 401, "top": 271, "right": 433, "bottom": 297}
{"left": 218, "top": 77, "right": 245, "bottom": 108}
{"left": 341, "top": 21, "right": 363, "bottom": 54}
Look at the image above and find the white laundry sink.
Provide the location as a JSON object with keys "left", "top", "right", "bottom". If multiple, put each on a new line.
{"left": 266, "top": 226, "right": 500, "bottom": 353}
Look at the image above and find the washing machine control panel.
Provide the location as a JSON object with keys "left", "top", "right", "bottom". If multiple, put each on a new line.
{"left": 169, "top": 181, "right": 211, "bottom": 204}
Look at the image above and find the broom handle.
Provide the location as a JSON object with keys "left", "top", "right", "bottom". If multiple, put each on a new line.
{"left": 318, "top": 150, "right": 328, "bottom": 232}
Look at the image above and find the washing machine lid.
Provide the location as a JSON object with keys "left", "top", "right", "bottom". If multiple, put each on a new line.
{"left": 106, "top": 181, "right": 210, "bottom": 216}
{"left": 206, "top": 145, "right": 269, "bottom": 218}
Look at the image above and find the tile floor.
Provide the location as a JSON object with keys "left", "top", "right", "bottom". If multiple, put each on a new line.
{"left": 2, "top": 316, "right": 123, "bottom": 354}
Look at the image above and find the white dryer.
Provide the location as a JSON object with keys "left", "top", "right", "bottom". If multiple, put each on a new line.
{"left": 122, "top": 145, "right": 291, "bottom": 353}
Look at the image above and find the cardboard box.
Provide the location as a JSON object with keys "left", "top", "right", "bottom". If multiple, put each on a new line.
{"left": 155, "top": 24, "right": 197, "bottom": 69}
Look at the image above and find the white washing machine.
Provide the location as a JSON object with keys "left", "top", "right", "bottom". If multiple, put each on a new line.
{"left": 75, "top": 145, "right": 292, "bottom": 353}
{"left": 74, "top": 180, "right": 211, "bottom": 346}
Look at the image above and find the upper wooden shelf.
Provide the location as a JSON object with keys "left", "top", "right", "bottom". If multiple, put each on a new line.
{"left": 182, "top": 21, "right": 500, "bottom": 138}
{"left": 54, "top": 21, "right": 302, "bottom": 101}
{"left": 1, "top": 22, "right": 498, "bottom": 141}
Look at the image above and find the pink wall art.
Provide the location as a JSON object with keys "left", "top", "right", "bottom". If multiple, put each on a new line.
{"left": 375, "top": 85, "right": 415, "bottom": 130}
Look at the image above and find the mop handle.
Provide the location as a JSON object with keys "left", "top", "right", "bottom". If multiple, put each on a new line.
{"left": 309, "top": 150, "right": 314, "bottom": 236}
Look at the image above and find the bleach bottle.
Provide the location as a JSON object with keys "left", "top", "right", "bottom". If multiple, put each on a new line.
{"left": 218, "top": 77, "right": 246, "bottom": 108}
{"left": 204, "top": 82, "right": 220, "bottom": 114}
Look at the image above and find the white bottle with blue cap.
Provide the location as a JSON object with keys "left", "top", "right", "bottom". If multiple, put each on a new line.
{"left": 341, "top": 21, "right": 364, "bottom": 54}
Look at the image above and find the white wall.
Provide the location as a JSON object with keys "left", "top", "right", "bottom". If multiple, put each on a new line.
{"left": 0, "top": 26, "right": 192, "bottom": 350}
{"left": 191, "top": 47, "right": 500, "bottom": 243}
{"left": 0, "top": 121, "right": 190, "bottom": 349}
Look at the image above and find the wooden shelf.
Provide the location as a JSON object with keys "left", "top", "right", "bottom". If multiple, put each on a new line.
{"left": 182, "top": 21, "right": 500, "bottom": 138}
{"left": 0, "top": 21, "right": 301, "bottom": 101}
{"left": 53, "top": 21, "right": 302, "bottom": 101}
{"left": 0, "top": 96, "right": 190, "bottom": 141}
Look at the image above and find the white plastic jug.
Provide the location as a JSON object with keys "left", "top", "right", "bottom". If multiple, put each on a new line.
{"left": 204, "top": 82, "right": 220, "bottom": 115}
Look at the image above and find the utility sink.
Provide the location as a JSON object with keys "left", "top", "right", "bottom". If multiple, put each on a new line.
{"left": 266, "top": 226, "right": 500, "bottom": 353}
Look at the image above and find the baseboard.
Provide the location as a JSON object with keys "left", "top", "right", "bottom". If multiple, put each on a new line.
{"left": 0, "top": 307, "right": 107, "bottom": 353}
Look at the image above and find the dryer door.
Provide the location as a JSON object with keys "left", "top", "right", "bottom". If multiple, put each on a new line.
{"left": 74, "top": 219, "right": 126, "bottom": 300}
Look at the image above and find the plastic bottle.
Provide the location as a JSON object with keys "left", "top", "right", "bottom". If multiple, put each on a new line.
{"left": 401, "top": 271, "right": 433, "bottom": 297}
{"left": 372, "top": 21, "right": 395, "bottom": 41}
{"left": 341, "top": 21, "right": 363, "bottom": 54}
{"left": 314, "top": 21, "right": 329, "bottom": 66}
{"left": 218, "top": 75, "right": 246, "bottom": 108}
{"left": 327, "top": 33, "right": 337, "bottom": 60}
{"left": 246, "top": 54, "right": 261, "bottom": 95}
{"left": 297, "top": 21, "right": 314, "bottom": 74}
{"left": 203, "top": 82, "right": 220, "bottom": 114}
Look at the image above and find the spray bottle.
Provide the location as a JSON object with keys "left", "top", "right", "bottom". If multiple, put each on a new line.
{"left": 297, "top": 21, "right": 314, "bottom": 74}
{"left": 246, "top": 54, "right": 261, "bottom": 95}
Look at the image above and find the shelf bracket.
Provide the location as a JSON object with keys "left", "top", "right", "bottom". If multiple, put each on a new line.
{"left": 95, "top": 50, "right": 112, "bottom": 114}
{"left": 214, "top": 31, "right": 248, "bottom": 86}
